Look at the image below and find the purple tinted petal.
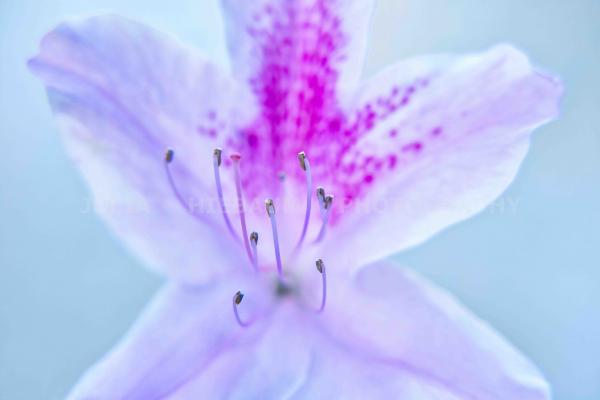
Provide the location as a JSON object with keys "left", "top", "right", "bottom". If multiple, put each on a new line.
{"left": 67, "top": 281, "right": 262, "bottom": 400}
{"left": 170, "top": 307, "right": 313, "bottom": 399}
{"left": 319, "top": 260, "right": 550, "bottom": 400}
{"left": 29, "top": 15, "right": 255, "bottom": 282}
{"left": 219, "top": 0, "right": 374, "bottom": 201}
{"left": 221, "top": 0, "right": 373, "bottom": 94}
{"left": 324, "top": 45, "right": 563, "bottom": 271}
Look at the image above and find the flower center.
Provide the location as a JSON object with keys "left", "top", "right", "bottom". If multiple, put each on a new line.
{"left": 164, "top": 148, "right": 333, "bottom": 327}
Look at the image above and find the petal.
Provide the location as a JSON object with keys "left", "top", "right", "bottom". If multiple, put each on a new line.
{"left": 319, "top": 260, "right": 550, "bottom": 399}
{"left": 221, "top": 0, "right": 374, "bottom": 92}
{"left": 169, "top": 306, "right": 313, "bottom": 399}
{"left": 28, "top": 15, "right": 255, "bottom": 282}
{"left": 324, "top": 45, "right": 563, "bottom": 271}
{"left": 219, "top": 0, "right": 375, "bottom": 202}
{"left": 67, "top": 280, "right": 264, "bottom": 400}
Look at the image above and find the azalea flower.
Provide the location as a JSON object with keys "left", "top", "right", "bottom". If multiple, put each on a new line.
{"left": 29, "top": 0, "right": 562, "bottom": 398}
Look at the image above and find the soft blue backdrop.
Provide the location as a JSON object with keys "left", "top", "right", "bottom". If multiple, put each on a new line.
{"left": 1, "top": 0, "right": 598, "bottom": 399}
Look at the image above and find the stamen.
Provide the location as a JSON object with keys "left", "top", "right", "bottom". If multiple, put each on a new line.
{"left": 164, "top": 149, "right": 207, "bottom": 222}
{"left": 212, "top": 148, "right": 238, "bottom": 240}
{"left": 315, "top": 259, "right": 327, "bottom": 313}
{"left": 232, "top": 291, "right": 251, "bottom": 327}
{"left": 315, "top": 194, "right": 334, "bottom": 243}
{"left": 231, "top": 154, "right": 255, "bottom": 270}
{"left": 316, "top": 187, "right": 325, "bottom": 208}
{"left": 265, "top": 199, "right": 284, "bottom": 278}
{"left": 295, "top": 151, "right": 313, "bottom": 249}
{"left": 250, "top": 231, "right": 259, "bottom": 270}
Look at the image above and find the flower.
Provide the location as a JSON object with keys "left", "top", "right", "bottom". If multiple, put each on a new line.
{"left": 29, "top": 0, "right": 562, "bottom": 398}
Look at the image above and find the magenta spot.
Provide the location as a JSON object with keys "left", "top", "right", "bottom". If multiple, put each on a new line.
{"left": 431, "top": 126, "right": 443, "bottom": 136}
{"left": 328, "top": 118, "right": 342, "bottom": 132}
{"left": 402, "top": 141, "right": 423, "bottom": 153}
{"left": 247, "top": 133, "right": 258, "bottom": 147}
{"left": 389, "top": 129, "right": 398, "bottom": 138}
{"left": 364, "top": 174, "right": 374, "bottom": 184}
{"left": 388, "top": 155, "right": 398, "bottom": 168}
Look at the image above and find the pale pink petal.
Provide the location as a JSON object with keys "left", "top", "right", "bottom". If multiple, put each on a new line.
{"left": 170, "top": 307, "right": 313, "bottom": 399}
{"left": 218, "top": 0, "right": 374, "bottom": 202}
{"left": 319, "top": 259, "right": 550, "bottom": 399}
{"left": 323, "top": 45, "right": 563, "bottom": 271}
{"left": 67, "top": 280, "right": 261, "bottom": 400}
{"left": 28, "top": 15, "right": 254, "bottom": 282}
{"left": 221, "top": 0, "right": 373, "bottom": 92}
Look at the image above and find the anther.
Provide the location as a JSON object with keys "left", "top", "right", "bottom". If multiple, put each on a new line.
{"left": 316, "top": 187, "right": 325, "bottom": 204}
{"left": 265, "top": 199, "right": 283, "bottom": 278}
{"left": 232, "top": 291, "right": 251, "bottom": 327}
{"left": 165, "top": 149, "right": 174, "bottom": 163}
{"left": 234, "top": 291, "right": 244, "bottom": 304}
{"left": 164, "top": 149, "right": 208, "bottom": 223}
{"left": 315, "top": 194, "right": 334, "bottom": 243}
{"left": 295, "top": 151, "right": 313, "bottom": 249}
{"left": 250, "top": 231, "right": 259, "bottom": 270}
{"left": 315, "top": 259, "right": 327, "bottom": 313}
{"left": 212, "top": 148, "right": 238, "bottom": 240}
{"left": 298, "top": 151, "right": 307, "bottom": 171}
{"left": 324, "top": 195, "right": 334, "bottom": 210}
{"left": 213, "top": 148, "right": 222, "bottom": 166}
{"left": 231, "top": 154, "right": 256, "bottom": 270}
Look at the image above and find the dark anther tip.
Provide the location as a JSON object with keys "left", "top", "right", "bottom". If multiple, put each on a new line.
{"left": 165, "top": 149, "right": 174, "bottom": 163}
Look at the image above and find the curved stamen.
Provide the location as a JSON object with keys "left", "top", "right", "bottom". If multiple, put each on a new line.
{"left": 233, "top": 291, "right": 251, "bottom": 328}
{"left": 212, "top": 148, "right": 238, "bottom": 241}
{"left": 315, "top": 194, "right": 334, "bottom": 243}
{"left": 295, "top": 151, "right": 313, "bottom": 249}
{"left": 265, "top": 199, "right": 284, "bottom": 278}
{"left": 250, "top": 231, "right": 259, "bottom": 270}
{"left": 315, "top": 259, "right": 327, "bottom": 313}
{"left": 316, "top": 186, "right": 326, "bottom": 218}
{"left": 164, "top": 149, "right": 208, "bottom": 223}
{"left": 231, "top": 154, "right": 255, "bottom": 269}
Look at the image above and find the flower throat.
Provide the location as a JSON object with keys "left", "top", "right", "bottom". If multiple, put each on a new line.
{"left": 164, "top": 148, "right": 332, "bottom": 326}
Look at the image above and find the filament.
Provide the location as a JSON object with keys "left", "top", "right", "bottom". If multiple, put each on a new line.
{"left": 164, "top": 149, "right": 209, "bottom": 223}
{"left": 232, "top": 291, "right": 251, "bottom": 328}
{"left": 212, "top": 148, "right": 238, "bottom": 241}
{"left": 316, "top": 187, "right": 326, "bottom": 218}
{"left": 315, "top": 195, "right": 333, "bottom": 243}
{"left": 231, "top": 154, "right": 255, "bottom": 270}
{"left": 315, "top": 259, "right": 327, "bottom": 313}
{"left": 295, "top": 151, "right": 313, "bottom": 249}
{"left": 265, "top": 199, "right": 284, "bottom": 278}
{"left": 250, "top": 232, "right": 259, "bottom": 270}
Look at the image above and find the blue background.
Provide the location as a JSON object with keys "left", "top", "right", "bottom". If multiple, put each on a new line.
{"left": 1, "top": 0, "right": 598, "bottom": 398}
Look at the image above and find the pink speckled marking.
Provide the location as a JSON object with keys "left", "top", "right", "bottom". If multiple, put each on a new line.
{"left": 197, "top": 110, "right": 225, "bottom": 138}
{"left": 225, "top": 0, "right": 443, "bottom": 221}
